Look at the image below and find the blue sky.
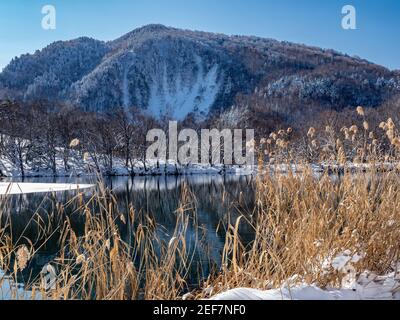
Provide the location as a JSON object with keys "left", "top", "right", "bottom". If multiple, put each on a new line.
{"left": 0, "top": 0, "right": 399, "bottom": 71}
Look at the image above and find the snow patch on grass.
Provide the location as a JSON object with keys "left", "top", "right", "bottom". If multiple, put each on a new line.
{"left": 210, "top": 252, "right": 400, "bottom": 300}
{"left": 211, "top": 271, "right": 400, "bottom": 300}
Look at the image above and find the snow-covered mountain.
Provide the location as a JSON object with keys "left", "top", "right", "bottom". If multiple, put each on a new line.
{"left": 1, "top": 24, "right": 399, "bottom": 119}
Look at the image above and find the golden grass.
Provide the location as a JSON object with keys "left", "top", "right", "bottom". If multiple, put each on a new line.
{"left": 1, "top": 109, "right": 400, "bottom": 300}
{"left": 0, "top": 183, "right": 202, "bottom": 300}
{"left": 199, "top": 168, "right": 400, "bottom": 298}
{"left": 2, "top": 168, "right": 400, "bottom": 300}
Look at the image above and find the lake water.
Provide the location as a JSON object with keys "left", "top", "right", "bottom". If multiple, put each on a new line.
{"left": 0, "top": 174, "right": 256, "bottom": 297}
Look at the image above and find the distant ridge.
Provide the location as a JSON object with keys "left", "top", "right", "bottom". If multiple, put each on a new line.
{"left": 0, "top": 24, "right": 399, "bottom": 120}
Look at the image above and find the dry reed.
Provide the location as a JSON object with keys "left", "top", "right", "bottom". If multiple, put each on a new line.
{"left": 1, "top": 107, "right": 400, "bottom": 300}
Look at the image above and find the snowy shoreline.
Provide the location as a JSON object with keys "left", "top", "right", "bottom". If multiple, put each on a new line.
{"left": 3, "top": 153, "right": 400, "bottom": 179}
{"left": 0, "top": 182, "right": 94, "bottom": 195}
{"left": 210, "top": 274, "right": 400, "bottom": 300}
{"left": 210, "top": 252, "right": 400, "bottom": 300}
{"left": 0, "top": 156, "right": 256, "bottom": 179}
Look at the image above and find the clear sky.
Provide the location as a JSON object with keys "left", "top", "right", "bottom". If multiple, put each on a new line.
{"left": 0, "top": 0, "right": 399, "bottom": 71}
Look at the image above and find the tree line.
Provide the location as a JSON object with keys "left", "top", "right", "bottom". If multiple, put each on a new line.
{"left": 0, "top": 101, "right": 158, "bottom": 176}
{"left": 1, "top": 94, "right": 400, "bottom": 177}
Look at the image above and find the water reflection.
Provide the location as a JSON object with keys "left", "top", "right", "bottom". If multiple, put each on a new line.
{"left": 1, "top": 174, "right": 256, "bottom": 293}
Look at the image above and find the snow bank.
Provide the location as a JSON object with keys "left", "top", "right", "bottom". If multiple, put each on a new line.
{"left": 0, "top": 182, "right": 94, "bottom": 195}
{"left": 0, "top": 149, "right": 255, "bottom": 178}
{"left": 0, "top": 271, "right": 35, "bottom": 300}
{"left": 211, "top": 252, "right": 400, "bottom": 300}
{"left": 211, "top": 273, "right": 400, "bottom": 300}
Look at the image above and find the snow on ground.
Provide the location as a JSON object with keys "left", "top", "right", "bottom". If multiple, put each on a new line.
{"left": 211, "top": 270, "right": 400, "bottom": 300}
{"left": 0, "top": 182, "right": 94, "bottom": 195}
{"left": 2, "top": 137, "right": 396, "bottom": 180}
{"left": 0, "top": 147, "right": 255, "bottom": 178}
{"left": 0, "top": 271, "right": 35, "bottom": 300}
{"left": 210, "top": 251, "right": 400, "bottom": 300}
{"left": 210, "top": 277, "right": 400, "bottom": 300}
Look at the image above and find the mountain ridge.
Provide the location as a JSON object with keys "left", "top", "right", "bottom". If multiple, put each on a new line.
{"left": 1, "top": 24, "right": 399, "bottom": 120}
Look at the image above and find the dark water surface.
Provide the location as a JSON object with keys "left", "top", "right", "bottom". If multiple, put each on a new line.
{"left": 1, "top": 174, "right": 256, "bottom": 294}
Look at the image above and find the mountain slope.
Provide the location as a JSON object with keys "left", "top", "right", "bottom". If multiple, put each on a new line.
{"left": 0, "top": 38, "right": 109, "bottom": 101}
{"left": 1, "top": 24, "right": 399, "bottom": 120}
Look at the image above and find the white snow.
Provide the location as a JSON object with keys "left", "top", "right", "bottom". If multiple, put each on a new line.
{"left": 0, "top": 182, "right": 94, "bottom": 195}
{"left": 0, "top": 271, "right": 35, "bottom": 300}
{"left": 210, "top": 280, "right": 399, "bottom": 300}
{"left": 148, "top": 55, "right": 221, "bottom": 120}
{"left": 210, "top": 251, "right": 400, "bottom": 300}
{"left": 122, "top": 52, "right": 136, "bottom": 109}
{"left": 0, "top": 138, "right": 255, "bottom": 178}
{"left": 331, "top": 250, "right": 364, "bottom": 272}
{"left": 211, "top": 271, "right": 400, "bottom": 300}
{"left": 122, "top": 64, "right": 131, "bottom": 108}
